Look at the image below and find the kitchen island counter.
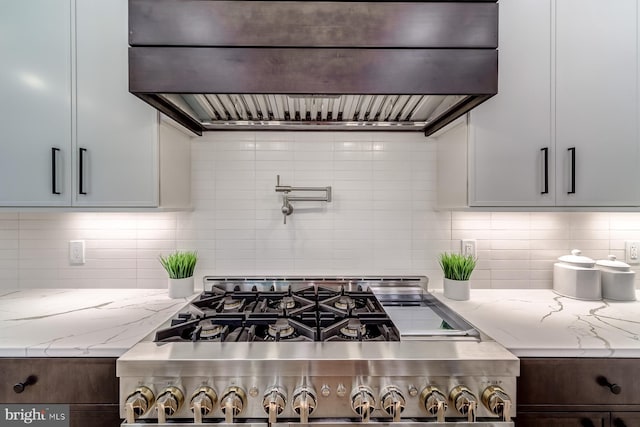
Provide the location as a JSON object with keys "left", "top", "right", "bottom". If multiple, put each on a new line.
{"left": 0, "top": 289, "right": 194, "bottom": 357}
{"left": 432, "top": 289, "right": 640, "bottom": 358}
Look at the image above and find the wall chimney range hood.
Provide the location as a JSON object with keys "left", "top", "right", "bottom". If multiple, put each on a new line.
{"left": 128, "top": 0, "right": 498, "bottom": 136}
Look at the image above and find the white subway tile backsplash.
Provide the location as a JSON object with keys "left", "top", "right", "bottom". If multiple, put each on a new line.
{"left": 5, "top": 132, "right": 640, "bottom": 291}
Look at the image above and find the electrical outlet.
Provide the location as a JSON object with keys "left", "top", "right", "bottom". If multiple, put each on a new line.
{"left": 69, "top": 240, "right": 85, "bottom": 265}
{"left": 626, "top": 241, "right": 640, "bottom": 264}
{"left": 461, "top": 239, "right": 477, "bottom": 258}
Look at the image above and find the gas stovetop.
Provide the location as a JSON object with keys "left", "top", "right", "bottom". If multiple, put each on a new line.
{"left": 155, "top": 280, "right": 401, "bottom": 343}
{"left": 117, "top": 276, "right": 518, "bottom": 427}
{"left": 155, "top": 277, "right": 478, "bottom": 344}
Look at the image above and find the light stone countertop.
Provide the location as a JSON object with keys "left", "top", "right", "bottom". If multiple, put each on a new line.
{"left": 431, "top": 289, "right": 640, "bottom": 358}
{"left": 0, "top": 289, "right": 195, "bottom": 357}
{"left": 2, "top": 288, "right": 639, "bottom": 359}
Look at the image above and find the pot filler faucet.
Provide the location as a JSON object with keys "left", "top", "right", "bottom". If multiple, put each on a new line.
{"left": 275, "top": 175, "right": 332, "bottom": 224}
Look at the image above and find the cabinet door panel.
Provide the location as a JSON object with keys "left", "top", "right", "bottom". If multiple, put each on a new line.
{"left": 0, "top": 358, "right": 118, "bottom": 404}
{"left": 75, "top": 0, "right": 158, "bottom": 207}
{"left": 0, "top": 0, "right": 72, "bottom": 206}
{"left": 611, "top": 412, "right": 640, "bottom": 427}
{"left": 469, "top": 0, "right": 552, "bottom": 206}
{"left": 555, "top": 0, "right": 638, "bottom": 206}
{"left": 516, "top": 412, "right": 608, "bottom": 427}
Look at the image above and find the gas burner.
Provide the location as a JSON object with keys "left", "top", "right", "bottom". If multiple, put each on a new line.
{"left": 335, "top": 296, "right": 356, "bottom": 311}
{"left": 339, "top": 318, "right": 367, "bottom": 339}
{"left": 280, "top": 296, "right": 296, "bottom": 310}
{"left": 200, "top": 320, "right": 224, "bottom": 339}
{"left": 264, "top": 296, "right": 298, "bottom": 311}
{"left": 223, "top": 296, "right": 243, "bottom": 311}
{"left": 268, "top": 318, "right": 296, "bottom": 339}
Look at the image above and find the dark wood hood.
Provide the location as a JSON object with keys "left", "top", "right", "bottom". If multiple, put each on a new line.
{"left": 128, "top": 0, "right": 498, "bottom": 136}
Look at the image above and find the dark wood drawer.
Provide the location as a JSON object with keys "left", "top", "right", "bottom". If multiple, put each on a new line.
{"left": 516, "top": 411, "right": 609, "bottom": 427}
{"left": 70, "top": 404, "right": 121, "bottom": 427}
{"left": 0, "top": 358, "right": 118, "bottom": 404}
{"left": 518, "top": 358, "right": 640, "bottom": 406}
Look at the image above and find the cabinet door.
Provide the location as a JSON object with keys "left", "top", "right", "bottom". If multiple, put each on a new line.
{"left": 611, "top": 412, "right": 640, "bottom": 427}
{"left": 75, "top": 0, "right": 158, "bottom": 207}
{"left": 516, "top": 412, "right": 608, "bottom": 427}
{"left": 469, "top": 0, "right": 552, "bottom": 206}
{"left": 555, "top": 0, "right": 638, "bottom": 206}
{"left": 0, "top": 0, "right": 72, "bottom": 206}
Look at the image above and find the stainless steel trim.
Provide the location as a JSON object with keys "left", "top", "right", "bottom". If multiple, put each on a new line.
{"left": 116, "top": 341, "right": 519, "bottom": 378}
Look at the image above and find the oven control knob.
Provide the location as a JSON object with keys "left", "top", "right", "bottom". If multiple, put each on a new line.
{"left": 221, "top": 386, "right": 247, "bottom": 423}
{"left": 263, "top": 386, "right": 287, "bottom": 423}
{"left": 351, "top": 386, "right": 376, "bottom": 423}
{"left": 156, "top": 386, "right": 185, "bottom": 423}
{"left": 124, "top": 386, "right": 155, "bottom": 423}
{"left": 321, "top": 384, "right": 331, "bottom": 397}
{"left": 450, "top": 385, "right": 477, "bottom": 423}
{"left": 292, "top": 386, "right": 317, "bottom": 423}
{"left": 380, "top": 386, "right": 405, "bottom": 422}
{"left": 420, "top": 386, "right": 448, "bottom": 423}
{"left": 336, "top": 383, "right": 347, "bottom": 397}
{"left": 482, "top": 385, "right": 513, "bottom": 422}
{"left": 190, "top": 386, "right": 217, "bottom": 423}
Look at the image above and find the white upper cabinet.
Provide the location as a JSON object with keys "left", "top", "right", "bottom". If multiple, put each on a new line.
{"left": 0, "top": 0, "right": 72, "bottom": 206}
{"left": 467, "top": 0, "right": 639, "bottom": 207}
{"left": 75, "top": 0, "right": 158, "bottom": 207}
{"left": 0, "top": 0, "right": 189, "bottom": 209}
{"left": 555, "top": 0, "right": 639, "bottom": 206}
{"left": 469, "top": 0, "right": 553, "bottom": 206}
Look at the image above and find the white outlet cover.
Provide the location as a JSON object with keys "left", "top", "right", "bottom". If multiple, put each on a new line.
{"left": 461, "top": 239, "right": 477, "bottom": 258}
{"left": 625, "top": 241, "right": 640, "bottom": 264}
{"left": 69, "top": 240, "right": 85, "bottom": 265}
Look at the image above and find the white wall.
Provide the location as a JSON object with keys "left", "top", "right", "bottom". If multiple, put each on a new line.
{"left": 1, "top": 131, "right": 640, "bottom": 290}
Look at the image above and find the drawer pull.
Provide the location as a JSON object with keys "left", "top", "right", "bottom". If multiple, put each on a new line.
{"left": 13, "top": 375, "right": 37, "bottom": 393}
{"left": 613, "top": 418, "right": 627, "bottom": 427}
{"left": 597, "top": 375, "right": 622, "bottom": 394}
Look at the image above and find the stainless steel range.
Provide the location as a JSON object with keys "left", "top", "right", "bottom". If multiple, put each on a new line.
{"left": 117, "top": 277, "right": 518, "bottom": 426}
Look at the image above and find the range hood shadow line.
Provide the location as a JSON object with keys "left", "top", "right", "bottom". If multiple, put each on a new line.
{"left": 128, "top": 0, "right": 498, "bottom": 136}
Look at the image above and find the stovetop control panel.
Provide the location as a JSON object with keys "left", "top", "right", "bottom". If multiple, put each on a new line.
{"left": 121, "top": 374, "right": 516, "bottom": 424}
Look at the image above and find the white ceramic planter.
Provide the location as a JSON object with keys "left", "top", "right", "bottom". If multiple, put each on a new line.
{"left": 443, "top": 278, "right": 470, "bottom": 301}
{"left": 168, "top": 277, "right": 194, "bottom": 298}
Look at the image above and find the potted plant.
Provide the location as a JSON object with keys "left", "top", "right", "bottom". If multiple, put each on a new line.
{"left": 159, "top": 250, "right": 198, "bottom": 298}
{"left": 438, "top": 252, "right": 476, "bottom": 301}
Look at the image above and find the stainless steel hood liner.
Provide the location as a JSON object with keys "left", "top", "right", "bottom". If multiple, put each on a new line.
{"left": 128, "top": 0, "right": 498, "bottom": 136}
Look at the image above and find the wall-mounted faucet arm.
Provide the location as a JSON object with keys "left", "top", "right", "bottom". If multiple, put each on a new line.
{"left": 275, "top": 175, "right": 332, "bottom": 224}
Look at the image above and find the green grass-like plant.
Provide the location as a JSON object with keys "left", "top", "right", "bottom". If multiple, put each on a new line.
{"left": 438, "top": 252, "right": 476, "bottom": 281}
{"left": 159, "top": 251, "right": 198, "bottom": 279}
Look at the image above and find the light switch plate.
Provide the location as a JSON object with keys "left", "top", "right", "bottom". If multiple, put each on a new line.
{"left": 69, "top": 240, "right": 85, "bottom": 265}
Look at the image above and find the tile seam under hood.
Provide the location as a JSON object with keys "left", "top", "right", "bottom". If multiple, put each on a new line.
{"left": 128, "top": 0, "right": 498, "bottom": 136}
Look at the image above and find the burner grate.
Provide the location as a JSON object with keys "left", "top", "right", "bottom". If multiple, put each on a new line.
{"left": 155, "top": 283, "right": 401, "bottom": 343}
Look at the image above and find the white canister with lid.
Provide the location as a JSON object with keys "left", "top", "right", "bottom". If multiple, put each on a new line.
{"left": 553, "top": 249, "right": 601, "bottom": 300}
{"left": 596, "top": 255, "right": 636, "bottom": 301}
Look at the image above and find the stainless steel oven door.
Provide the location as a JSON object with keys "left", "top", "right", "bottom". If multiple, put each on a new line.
{"left": 121, "top": 422, "right": 513, "bottom": 426}
{"left": 275, "top": 423, "right": 514, "bottom": 427}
